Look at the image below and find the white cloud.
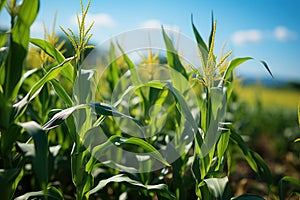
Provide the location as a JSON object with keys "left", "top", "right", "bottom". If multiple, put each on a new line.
{"left": 231, "top": 26, "right": 297, "bottom": 46}
{"left": 72, "top": 13, "right": 116, "bottom": 29}
{"left": 140, "top": 19, "right": 161, "bottom": 29}
{"left": 274, "top": 26, "right": 297, "bottom": 41}
{"left": 231, "top": 29, "right": 263, "bottom": 45}
{"left": 140, "top": 19, "right": 180, "bottom": 32}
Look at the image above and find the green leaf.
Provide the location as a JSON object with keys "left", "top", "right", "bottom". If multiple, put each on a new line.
{"left": 1, "top": 123, "right": 22, "bottom": 156}
{"left": 4, "top": 0, "right": 39, "bottom": 101}
{"left": 0, "top": 0, "right": 7, "bottom": 11}
{"left": 42, "top": 104, "right": 86, "bottom": 130}
{"left": 42, "top": 102, "right": 142, "bottom": 130}
{"left": 223, "top": 57, "right": 253, "bottom": 81}
{"left": 90, "top": 174, "right": 175, "bottom": 199}
{"left": 191, "top": 15, "right": 209, "bottom": 68}
{"left": 107, "top": 42, "right": 119, "bottom": 91}
{"left": 91, "top": 135, "right": 170, "bottom": 167}
{"left": 208, "top": 11, "right": 215, "bottom": 51}
{"left": 0, "top": 168, "right": 24, "bottom": 200}
{"left": 19, "top": 121, "right": 48, "bottom": 190}
{"left": 191, "top": 14, "right": 208, "bottom": 53}
{"left": 231, "top": 193, "right": 264, "bottom": 200}
{"left": 117, "top": 42, "right": 142, "bottom": 86}
{"left": 260, "top": 60, "right": 274, "bottom": 79}
{"left": 216, "top": 130, "right": 230, "bottom": 170}
{"left": 15, "top": 186, "right": 63, "bottom": 200}
{"left": 0, "top": 31, "right": 7, "bottom": 48}
{"left": 278, "top": 176, "right": 300, "bottom": 200}
{"left": 162, "top": 27, "right": 188, "bottom": 79}
{"left": 230, "top": 131, "right": 258, "bottom": 171}
{"left": 73, "top": 69, "right": 97, "bottom": 106}
{"left": 251, "top": 151, "right": 273, "bottom": 186}
{"left": 230, "top": 130, "right": 273, "bottom": 185}
{"left": 204, "top": 177, "right": 230, "bottom": 200}
{"left": 13, "top": 57, "right": 74, "bottom": 118}
{"left": 30, "top": 38, "right": 74, "bottom": 82}
{"left": 50, "top": 79, "right": 73, "bottom": 107}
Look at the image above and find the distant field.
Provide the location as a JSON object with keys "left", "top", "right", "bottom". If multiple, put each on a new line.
{"left": 234, "top": 83, "right": 300, "bottom": 110}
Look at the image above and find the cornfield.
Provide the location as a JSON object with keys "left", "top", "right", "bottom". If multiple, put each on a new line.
{"left": 0, "top": 0, "right": 299, "bottom": 199}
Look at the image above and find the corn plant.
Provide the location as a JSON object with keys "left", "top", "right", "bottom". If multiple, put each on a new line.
{"left": 0, "top": 0, "right": 42, "bottom": 199}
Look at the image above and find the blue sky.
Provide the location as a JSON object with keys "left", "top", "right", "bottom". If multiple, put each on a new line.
{"left": 1, "top": 0, "right": 299, "bottom": 81}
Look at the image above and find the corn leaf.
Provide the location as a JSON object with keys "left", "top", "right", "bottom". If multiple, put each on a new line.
{"left": 216, "top": 130, "right": 230, "bottom": 170}
{"left": 260, "top": 60, "right": 274, "bottom": 79}
{"left": 42, "top": 104, "right": 86, "bottom": 130}
{"left": 204, "top": 177, "right": 230, "bottom": 200}
{"left": 0, "top": 123, "right": 22, "bottom": 156}
{"left": 43, "top": 102, "right": 141, "bottom": 130}
{"left": 19, "top": 121, "right": 48, "bottom": 190}
{"left": 191, "top": 14, "right": 208, "bottom": 53}
{"left": 278, "top": 176, "right": 300, "bottom": 200}
{"left": 13, "top": 57, "right": 73, "bottom": 118}
{"left": 91, "top": 135, "right": 170, "bottom": 167}
{"left": 50, "top": 79, "right": 73, "bottom": 107}
{"left": 15, "top": 186, "right": 63, "bottom": 200}
{"left": 208, "top": 12, "right": 215, "bottom": 51}
{"left": 90, "top": 174, "right": 175, "bottom": 199}
{"left": 30, "top": 38, "right": 74, "bottom": 82}
{"left": 0, "top": 0, "right": 7, "bottom": 11}
{"left": 107, "top": 42, "right": 120, "bottom": 91}
{"left": 191, "top": 15, "right": 209, "bottom": 69}
{"left": 223, "top": 57, "right": 253, "bottom": 81}
{"left": 230, "top": 130, "right": 273, "bottom": 185}
{"left": 0, "top": 168, "right": 24, "bottom": 200}
{"left": 117, "top": 42, "right": 142, "bottom": 86}
{"left": 162, "top": 27, "right": 188, "bottom": 79}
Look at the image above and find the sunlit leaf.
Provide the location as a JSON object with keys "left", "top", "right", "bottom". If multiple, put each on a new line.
{"left": 91, "top": 135, "right": 170, "bottom": 167}
{"left": 43, "top": 104, "right": 85, "bottom": 130}
{"left": 30, "top": 38, "right": 74, "bottom": 82}
{"left": 204, "top": 177, "right": 230, "bottom": 200}
{"left": 4, "top": 0, "right": 39, "bottom": 100}
{"left": 15, "top": 186, "right": 63, "bottom": 200}
{"left": 162, "top": 27, "right": 188, "bottom": 79}
{"left": 13, "top": 57, "right": 74, "bottom": 118}
{"left": 0, "top": 0, "right": 7, "bottom": 11}
{"left": 223, "top": 57, "right": 253, "bottom": 81}
{"left": 50, "top": 79, "right": 73, "bottom": 107}
{"left": 90, "top": 174, "right": 175, "bottom": 199}
{"left": 191, "top": 14, "right": 208, "bottom": 53}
